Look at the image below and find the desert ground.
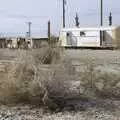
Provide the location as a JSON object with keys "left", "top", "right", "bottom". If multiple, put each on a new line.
{"left": 64, "top": 49, "right": 120, "bottom": 70}
{"left": 0, "top": 48, "right": 120, "bottom": 120}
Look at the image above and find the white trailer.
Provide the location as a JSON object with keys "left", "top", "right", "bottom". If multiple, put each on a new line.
{"left": 59, "top": 26, "right": 120, "bottom": 48}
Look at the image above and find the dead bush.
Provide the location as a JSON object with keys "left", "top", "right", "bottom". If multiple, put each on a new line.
{"left": 94, "top": 71, "right": 120, "bottom": 98}
{"left": 1, "top": 47, "right": 120, "bottom": 110}
{"left": 32, "top": 47, "right": 60, "bottom": 64}
{"left": 0, "top": 47, "right": 79, "bottom": 111}
{"left": 79, "top": 61, "right": 120, "bottom": 99}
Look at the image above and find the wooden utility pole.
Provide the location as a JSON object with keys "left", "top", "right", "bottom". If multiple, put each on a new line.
{"left": 109, "top": 12, "right": 112, "bottom": 26}
{"left": 100, "top": 0, "right": 103, "bottom": 26}
{"left": 48, "top": 20, "right": 51, "bottom": 43}
{"left": 63, "top": 0, "right": 66, "bottom": 28}
{"left": 100, "top": 0, "right": 103, "bottom": 46}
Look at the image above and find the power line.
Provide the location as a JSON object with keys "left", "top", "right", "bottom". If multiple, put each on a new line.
{"left": 8, "top": 15, "right": 48, "bottom": 19}
{"left": 0, "top": 11, "right": 49, "bottom": 19}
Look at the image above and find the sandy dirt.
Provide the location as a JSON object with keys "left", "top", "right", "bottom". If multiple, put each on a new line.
{"left": 64, "top": 49, "right": 120, "bottom": 74}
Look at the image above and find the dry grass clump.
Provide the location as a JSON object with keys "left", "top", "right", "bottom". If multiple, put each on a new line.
{"left": 0, "top": 47, "right": 78, "bottom": 110}
{"left": 79, "top": 61, "right": 120, "bottom": 99}
{"left": 0, "top": 51, "right": 44, "bottom": 104}
{"left": 32, "top": 46, "right": 60, "bottom": 64}
{"left": 94, "top": 71, "right": 120, "bottom": 98}
{"left": 0, "top": 47, "right": 120, "bottom": 110}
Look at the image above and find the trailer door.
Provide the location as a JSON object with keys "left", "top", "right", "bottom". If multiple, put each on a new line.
{"left": 66, "top": 31, "right": 77, "bottom": 46}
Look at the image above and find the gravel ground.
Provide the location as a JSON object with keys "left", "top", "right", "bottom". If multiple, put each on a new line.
{"left": 64, "top": 49, "right": 120, "bottom": 66}
{"left": 0, "top": 99, "right": 120, "bottom": 120}
{"left": 64, "top": 49, "right": 120, "bottom": 75}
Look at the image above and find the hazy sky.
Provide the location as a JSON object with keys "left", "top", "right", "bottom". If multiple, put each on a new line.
{"left": 0, "top": 0, "right": 120, "bottom": 37}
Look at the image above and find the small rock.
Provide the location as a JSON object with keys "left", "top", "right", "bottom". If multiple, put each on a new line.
{"left": 116, "top": 82, "right": 120, "bottom": 88}
{"left": 95, "top": 82, "right": 104, "bottom": 91}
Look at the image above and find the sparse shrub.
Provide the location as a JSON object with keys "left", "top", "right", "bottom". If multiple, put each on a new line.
{"left": 49, "top": 35, "right": 59, "bottom": 47}
{"left": 0, "top": 47, "right": 78, "bottom": 110}
{"left": 32, "top": 46, "right": 60, "bottom": 64}
{"left": 94, "top": 71, "right": 120, "bottom": 98}
{"left": 1, "top": 47, "right": 120, "bottom": 111}
{"left": 79, "top": 60, "right": 120, "bottom": 99}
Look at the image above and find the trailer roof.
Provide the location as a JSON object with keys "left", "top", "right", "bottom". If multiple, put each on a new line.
{"left": 61, "top": 26, "right": 119, "bottom": 32}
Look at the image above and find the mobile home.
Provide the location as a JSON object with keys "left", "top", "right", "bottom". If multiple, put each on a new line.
{"left": 59, "top": 26, "right": 120, "bottom": 48}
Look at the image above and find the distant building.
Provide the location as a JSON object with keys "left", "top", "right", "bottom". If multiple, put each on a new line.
{"left": 59, "top": 26, "right": 120, "bottom": 48}
{"left": 0, "top": 38, "right": 7, "bottom": 48}
{"left": 0, "top": 37, "right": 49, "bottom": 49}
{"left": 32, "top": 37, "right": 48, "bottom": 48}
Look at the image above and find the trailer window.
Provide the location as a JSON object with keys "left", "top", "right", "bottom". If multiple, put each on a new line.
{"left": 67, "top": 32, "right": 70, "bottom": 37}
{"left": 80, "top": 31, "right": 86, "bottom": 36}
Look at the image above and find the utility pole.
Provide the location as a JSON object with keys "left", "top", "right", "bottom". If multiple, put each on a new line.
{"left": 109, "top": 12, "right": 112, "bottom": 26}
{"left": 75, "top": 13, "right": 80, "bottom": 27}
{"left": 27, "top": 22, "right": 32, "bottom": 38}
{"left": 63, "top": 0, "right": 65, "bottom": 28}
{"left": 100, "top": 0, "right": 103, "bottom": 26}
{"left": 48, "top": 20, "right": 51, "bottom": 43}
{"left": 100, "top": 0, "right": 103, "bottom": 46}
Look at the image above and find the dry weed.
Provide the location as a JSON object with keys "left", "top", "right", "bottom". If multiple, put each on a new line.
{"left": 0, "top": 48, "right": 120, "bottom": 110}
{"left": 78, "top": 59, "right": 120, "bottom": 99}
{"left": 0, "top": 47, "right": 77, "bottom": 110}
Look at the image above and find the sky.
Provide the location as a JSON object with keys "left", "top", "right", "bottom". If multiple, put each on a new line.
{"left": 0, "top": 0, "right": 120, "bottom": 37}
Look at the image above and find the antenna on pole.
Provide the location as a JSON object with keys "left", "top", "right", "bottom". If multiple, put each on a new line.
{"left": 109, "top": 12, "right": 112, "bottom": 26}
{"left": 75, "top": 13, "right": 79, "bottom": 27}
{"left": 27, "top": 22, "right": 32, "bottom": 38}
{"left": 63, "top": 0, "right": 66, "bottom": 28}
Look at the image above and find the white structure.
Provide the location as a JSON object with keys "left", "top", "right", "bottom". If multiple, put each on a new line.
{"left": 59, "top": 26, "right": 120, "bottom": 48}
{"left": 26, "top": 37, "right": 33, "bottom": 49}
{"left": 6, "top": 37, "right": 18, "bottom": 48}
{"left": 6, "top": 37, "right": 33, "bottom": 49}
